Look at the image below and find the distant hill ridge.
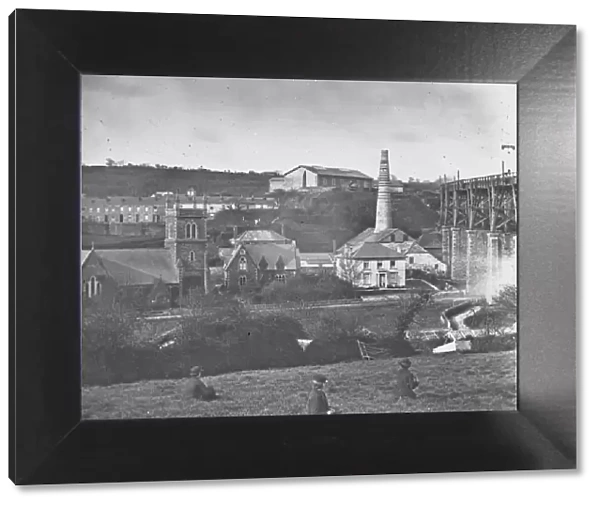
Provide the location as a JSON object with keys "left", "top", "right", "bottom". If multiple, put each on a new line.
{"left": 82, "top": 164, "right": 272, "bottom": 198}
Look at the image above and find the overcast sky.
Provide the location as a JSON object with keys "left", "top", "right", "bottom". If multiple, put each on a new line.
{"left": 82, "top": 76, "right": 516, "bottom": 181}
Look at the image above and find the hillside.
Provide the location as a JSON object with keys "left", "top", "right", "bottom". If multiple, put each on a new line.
{"left": 82, "top": 164, "right": 272, "bottom": 197}
{"left": 82, "top": 350, "right": 516, "bottom": 418}
{"left": 277, "top": 190, "right": 440, "bottom": 240}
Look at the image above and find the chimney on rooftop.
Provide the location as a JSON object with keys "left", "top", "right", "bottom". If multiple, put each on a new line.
{"left": 332, "top": 239, "right": 337, "bottom": 253}
{"left": 374, "top": 149, "right": 393, "bottom": 232}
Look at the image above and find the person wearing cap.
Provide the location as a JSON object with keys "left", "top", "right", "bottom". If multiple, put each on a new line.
{"left": 395, "top": 358, "right": 419, "bottom": 402}
{"left": 307, "top": 374, "right": 335, "bottom": 415}
{"left": 182, "top": 366, "right": 217, "bottom": 401}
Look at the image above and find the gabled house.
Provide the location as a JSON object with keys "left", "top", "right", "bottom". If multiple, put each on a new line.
{"left": 223, "top": 241, "right": 300, "bottom": 289}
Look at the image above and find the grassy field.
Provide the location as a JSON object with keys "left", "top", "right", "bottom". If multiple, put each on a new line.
{"left": 82, "top": 350, "right": 516, "bottom": 419}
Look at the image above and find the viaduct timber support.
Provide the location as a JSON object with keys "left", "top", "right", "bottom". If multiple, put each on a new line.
{"left": 440, "top": 173, "right": 517, "bottom": 300}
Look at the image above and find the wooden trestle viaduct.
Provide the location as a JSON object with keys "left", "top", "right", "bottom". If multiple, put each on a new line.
{"left": 439, "top": 173, "right": 517, "bottom": 298}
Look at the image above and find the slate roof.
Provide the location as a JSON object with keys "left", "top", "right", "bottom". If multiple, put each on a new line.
{"left": 350, "top": 243, "right": 405, "bottom": 260}
{"left": 235, "top": 229, "right": 289, "bottom": 243}
{"left": 82, "top": 248, "right": 179, "bottom": 285}
{"left": 418, "top": 231, "right": 443, "bottom": 249}
{"left": 284, "top": 165, "right": 372, "bottom": 180}
{"left": 396, "top": 241, "right": 429, "bottom": 256}
{"left": 340, "top": 228, "right": 413, "bottom": 251}
{"left": 225, "top": 243, "right": 300, "bottom": 271}
{"left": 299, "top": 252, "right": 334, "bottom": 264}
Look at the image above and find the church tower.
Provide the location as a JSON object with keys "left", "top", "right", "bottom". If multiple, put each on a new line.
{"left": 164, "top": 190, "right": 208, "bottom": 295}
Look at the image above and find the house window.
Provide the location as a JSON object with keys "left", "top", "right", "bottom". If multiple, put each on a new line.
{"left": 409, "top": 257, "right": 414, "bottom": 264}
{"left": 302, "top": 171, "right": 307, "bottom": 188}
{"left": 239, "top": 256, "right": 247, "bottom": 271}
{"left": 377, "top": 261, "right": 383, "bottom": 269}
{"left": 363, "top": 261, "right": 369, "bottom": 269}
{"left": 128, "top": 207, "right": 132, "bottom": 212}
{"left": 362, "top": 273, "right": 371, "bottom": 285}
{"left": 119, "top": 214, "right": 124, "bottom": 223}
{"left": 434, "top": 264, "right": 439, "bottom": 271}
{"left": 135, "top": 214, "right": 140, "bottom": 223}
{"left": 390, "top": 234, "right": 396, "bottom": 242}
{"left": 390, "top": 260, "right": 396, "bottom": 268}
{"left": 239, "top": 275, "right": 247, "bottom": 286}
{"left": 104, "top": 215, "right": 109, "bottom": 223}
{"left": 389, "top": 272, "right": 398, "bottom": 286}
{"left": 275, "top": 274, "right": 286, "bottom": 283}
{"left": 189, "top": 251, "right": 196, "bottom": 262}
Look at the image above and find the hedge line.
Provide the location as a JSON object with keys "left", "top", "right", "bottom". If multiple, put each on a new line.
{"left": 82, "top": 300, "right": 516, "bottom": 387}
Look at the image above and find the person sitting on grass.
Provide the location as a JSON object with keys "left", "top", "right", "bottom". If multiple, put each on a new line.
{"left": 395, "top": 358, "right": 419, "bottom": 403}
{"left": 307, "top": 374, "right": 337, "bottom": 415}
{"left": 182, "top": 366, "right": 218, "bottom": 401}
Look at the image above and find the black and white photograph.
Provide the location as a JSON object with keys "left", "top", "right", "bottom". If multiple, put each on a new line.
{"left": 80, "top": 76, "right": 518, "bottom": 419}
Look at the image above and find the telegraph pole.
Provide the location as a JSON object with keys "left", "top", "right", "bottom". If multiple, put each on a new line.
{"left": 203, "top": 248, "right": 209, "bottom": 295}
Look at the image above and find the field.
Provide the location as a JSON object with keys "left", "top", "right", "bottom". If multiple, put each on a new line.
{"left": 82, "top": 350, "right": 516, "bottom": 419}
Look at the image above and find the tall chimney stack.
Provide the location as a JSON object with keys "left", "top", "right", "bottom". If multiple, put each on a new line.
{"left": 375, "top": 149, "right": 393, "bottom": 232}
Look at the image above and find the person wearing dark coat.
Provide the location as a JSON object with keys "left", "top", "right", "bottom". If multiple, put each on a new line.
{"left": 307, "top": 374, "right": 335, "bottom": 415}
{"left": 395, "top": 358, "right": 419, "bottom": 401}
{"left": 182, "top": 366, "right": 218, "bottom": 401}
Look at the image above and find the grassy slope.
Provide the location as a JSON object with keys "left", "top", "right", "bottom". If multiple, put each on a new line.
{"left": 82, "top": 350, "right": 516, "bottom": 419}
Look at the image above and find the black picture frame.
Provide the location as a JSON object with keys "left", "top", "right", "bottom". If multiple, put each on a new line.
{"left": 9, "top": 9, "right": 577, "bottom": 485}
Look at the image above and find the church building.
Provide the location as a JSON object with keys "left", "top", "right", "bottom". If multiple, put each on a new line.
{"left": 81, "top": 195, "right": 209, "bottom": 308}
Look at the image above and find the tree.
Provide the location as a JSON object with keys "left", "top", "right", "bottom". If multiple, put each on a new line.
{"left": 493, "top": 285, "right": 517, "bottom": 311}
{"left": 334, "top": 249, "right": 361, "bottom": 286}
{"left": 106, "top": 157, "right": 116, "bottom": 167}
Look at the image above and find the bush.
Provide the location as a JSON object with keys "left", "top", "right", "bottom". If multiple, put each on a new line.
{"left": 259, "top": 273, "right": 357, "bottom": 304}
{"left": 82, "top": 304, "right": 139, "bottom": 385}
{"left": 82, "top": 302, "right": 308, "bottom": 386}
{"left": 304, "top": 310, "right": 365, "bottom": 364}
{"left": 465, "top": 334, "right": 517, "bottom": 353}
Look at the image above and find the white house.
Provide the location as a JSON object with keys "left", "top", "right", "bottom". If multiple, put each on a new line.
{"left": 335, "top": 242, "right": 406, "bottom": 289}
